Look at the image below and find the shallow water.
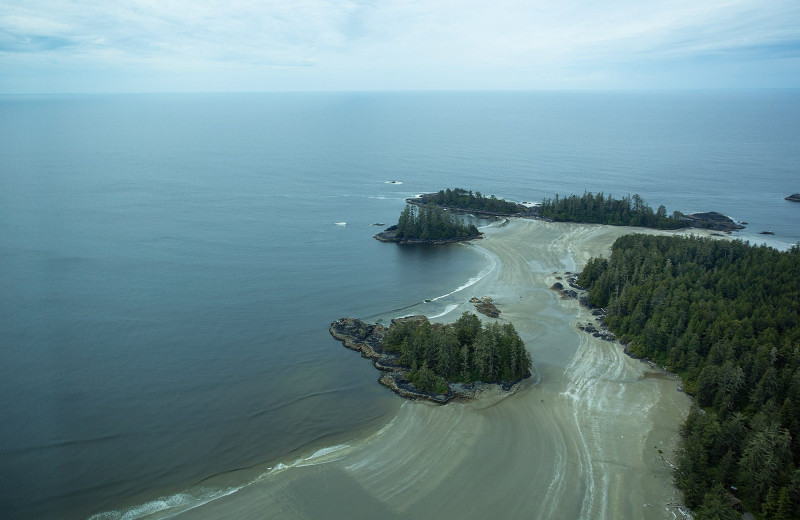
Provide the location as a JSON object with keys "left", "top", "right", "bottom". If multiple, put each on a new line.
{"left": 156, "top": 220, "right": 692, "bottom": 520}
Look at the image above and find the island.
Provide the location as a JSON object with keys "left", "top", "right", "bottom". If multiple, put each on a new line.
{"left": 330, "top": 312, "right": 532, "bottom": 403}
{"left": 374, "top": 203, "right": 482, "bottom": 244}
{"left": 786, "top": 193, "right": 800, "bottom": 202}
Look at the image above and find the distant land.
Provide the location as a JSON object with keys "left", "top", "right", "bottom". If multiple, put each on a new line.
{"left": 408, "top": 188, "right": 745, "bottom": 233}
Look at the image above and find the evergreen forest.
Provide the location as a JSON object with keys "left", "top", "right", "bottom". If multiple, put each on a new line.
{"left": 419, "top": 188, "right": 528, "bottom": 215}
{"left": 383, "top": 312, "right": 532, "bottom": 394}
{"left": 577, "top": 234, "right": 800, "bottom": 519}
{"left": 391, "top": 203, "right": 480, "bottom": 241}
{"left": 538, "top": 192, "right": 690, "bottom": 229}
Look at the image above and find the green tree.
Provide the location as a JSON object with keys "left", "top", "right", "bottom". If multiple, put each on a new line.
{"left": 695, "top": 485, "right": 740, "bottom": 520}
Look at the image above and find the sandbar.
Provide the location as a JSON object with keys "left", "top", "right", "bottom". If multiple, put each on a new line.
{"left": 169, "top": 219, "right": 700, "bottom": 520}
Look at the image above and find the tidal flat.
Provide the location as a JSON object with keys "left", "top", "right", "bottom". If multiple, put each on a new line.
{"left": 169, "top": 219, "right": 701, "bottom": 520}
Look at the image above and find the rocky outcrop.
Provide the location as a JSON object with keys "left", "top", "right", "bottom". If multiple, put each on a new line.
{"left": 684, "top": 212, "right": 744, "bottom": 232}
{"left": 329, "top": 317, "right": 402, "bottom": 371}
{"left": 330, "top": 316, "right": 458, "bottom": 403}
{"left": 550, "top": 274, "right": 617, "bottom": 343}
{"left": 470, "top": 296, "right": 500, "bottom": 318}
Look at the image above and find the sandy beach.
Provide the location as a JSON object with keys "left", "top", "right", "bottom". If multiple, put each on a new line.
{"left": 168, "top": 219, "right": 699, "bottom": 520}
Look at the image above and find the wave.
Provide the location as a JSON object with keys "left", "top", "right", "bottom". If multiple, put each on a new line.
{"left": 427, "top": 304, "right": 459, "bottom": 319}
{"left": 360, "top": 243, "right": 498, "bottom": 322}
{"left": 334, "top": 222, "right": 347, "bottom": 226}
{"left": 88, "top": 486, "right": 242, "bottom": 520}
{"left": 429, "top": 245, "right": 497, "bottom": 302}
{"left": 88, "top": 443, "right": 355, "bottom": 520}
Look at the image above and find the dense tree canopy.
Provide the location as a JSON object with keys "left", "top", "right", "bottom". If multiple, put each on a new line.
{"left": 578, "top": 235, "right": 800, "bottom": 517}
{"left": 418, "top": 188, "right": 527, "bottom": 215}
{"left": 538, "top": 192, "right": 689, "bottom": 229}
{"left": 383, "top": 312, "right": 532, "bottom": 394}
{"left": 393, "top": 203, "right": 480, "bottom": 241}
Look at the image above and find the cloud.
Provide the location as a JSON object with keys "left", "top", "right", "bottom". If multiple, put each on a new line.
{"left": 0, "top": 0, "right": 798, "bottom": 92}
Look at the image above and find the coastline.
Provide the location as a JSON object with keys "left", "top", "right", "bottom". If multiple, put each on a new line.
{"left": 126, "top": 219, "right": 701, "bottom": 520}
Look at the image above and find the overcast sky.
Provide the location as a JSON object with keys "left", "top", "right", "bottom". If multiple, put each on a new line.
{"left": 1, "top": 0, "right": 799, "bottom": 93}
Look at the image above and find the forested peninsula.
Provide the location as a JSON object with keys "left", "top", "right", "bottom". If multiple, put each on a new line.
{"left": 408, "top": 188, "right": 531, "bottom": 216}
{"left": 538, "top": 192, "right": 744, "bottom": 232}
{"left": 577, "top": 235, "right": 800, "bottom": 518}
{"left": 407, "top": 188, "right": 744, "bottom": 232}
{"left": 330, "top": 312, "right": 532, "bottom": 403}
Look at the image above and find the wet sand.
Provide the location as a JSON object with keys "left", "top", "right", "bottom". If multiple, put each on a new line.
{"left": 173, "top": 220, "right": 696, "bottom": 520}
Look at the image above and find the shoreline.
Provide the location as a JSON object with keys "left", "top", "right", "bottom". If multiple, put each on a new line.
{"left": 114, "top": 218, "right": 698, "bottom": 520}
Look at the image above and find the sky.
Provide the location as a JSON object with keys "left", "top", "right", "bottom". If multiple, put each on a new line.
{"left": 0, "top": 0, "right": 799, "bottom": 93}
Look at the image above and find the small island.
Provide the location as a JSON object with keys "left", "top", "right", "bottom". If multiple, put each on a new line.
{"left": 374, "top": 203, "right": 482, "bottom": 244}
{"left": 330, "top": 312, "right": 532, "bottom": 403}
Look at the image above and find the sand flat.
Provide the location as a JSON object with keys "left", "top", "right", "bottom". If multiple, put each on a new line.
{"left": 175, "top": 219, "right": 697, "bottom": 520}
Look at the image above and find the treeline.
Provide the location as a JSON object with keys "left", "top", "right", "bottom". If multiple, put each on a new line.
{"left": 394, "top": 203, "right": 480, "bottom": 241}
{"left": 538, "top": 192, "right": 690, "bottom": 229}
{"left": 419, "top": 188, "right": 527, "bottom": 215}
{"left": 383, "top": 313, "right": 532, "bottom": 394}
{"left": 577, "top": 235, "right": 800, "bottom": 518}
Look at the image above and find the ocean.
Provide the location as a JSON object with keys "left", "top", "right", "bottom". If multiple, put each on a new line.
{"left": 0, "top": 91, "right": 798, "bottom": 519}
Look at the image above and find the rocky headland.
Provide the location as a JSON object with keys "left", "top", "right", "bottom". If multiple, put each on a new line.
{"left": 330, "top": 315, "right": 527, "bottom": 403}
{"left": 682, "top": 211, "right": 744, "bottom": 232}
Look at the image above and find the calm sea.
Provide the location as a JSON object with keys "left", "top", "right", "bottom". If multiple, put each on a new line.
{"left": 1, "top": 91, "right": 798, "bottom": 519}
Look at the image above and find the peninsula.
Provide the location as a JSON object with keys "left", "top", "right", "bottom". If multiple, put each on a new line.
{"left": 408, "top": 188, "right": 745, "bottom": 232}
{"left": 330, "top": 312, "right": 532, "bottom": 403}
{"left": 407, "top": 188, "right": 531, "bottom": 217}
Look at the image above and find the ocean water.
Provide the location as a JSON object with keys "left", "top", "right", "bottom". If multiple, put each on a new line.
{"left": 0, "top": 91, "right": 798, "bottom": 519}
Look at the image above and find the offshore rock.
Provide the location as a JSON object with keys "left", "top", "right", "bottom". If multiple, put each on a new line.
{"left": 471, "top": 296, "right": 501, "bottom": 318}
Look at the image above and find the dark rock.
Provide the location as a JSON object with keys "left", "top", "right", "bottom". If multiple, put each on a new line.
{"left": 474, "top": 297, "right": 501, "bottom": 318}
{"left": 684, "top": 212, "right": 744, "bottom": 232}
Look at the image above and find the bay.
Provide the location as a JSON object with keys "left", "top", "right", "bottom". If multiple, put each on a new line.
{"left": 0, "top": 90, "right": 798, "bottom": 519}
